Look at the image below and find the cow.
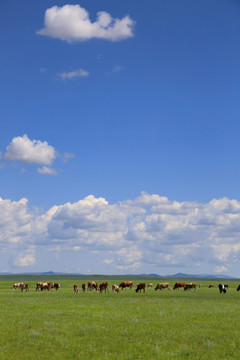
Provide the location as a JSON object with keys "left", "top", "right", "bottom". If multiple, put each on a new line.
{"left": 112, "top": 284, "right": 119, "bottom": 293}
{"left": 218, "top": 284, "right": 227, "bottom": 293}
{"left": 155, "top": 283, "right": 170, "bottom": 291}
{"left": 99, "top": 282, "right": 109, "bottom": 293}
{"left": 119, "top": 281, "right": 134, "bottom": 290}
{"left": 51, "top": 283, "right": 60, "bottom": 291}
{"left": 40, "top": 282, "right": 51, "bottom": 291}
{"left": 20, "top": 283, "right": 29, "bottom": 292}
{"left": 237, "top": 285, "right": 240, "bottom": 291}
{"left": 74, "top": 284, "right": 78, "bottom": 294}
{"left": 224, "top": 284, "right": 229, "bottom": 289}
{"left": 12, "top": 282, "right": 24, "bottom": 289}
{"left": 36, "top": 282, "right": 51, "bottom": 291}
{"left": 36, "top": 282, "right": 43, "bottom": 291}
{"left": 147, "top": 283, "right": 153, "bottom": 288}
{"left": 173, "top": 282, "right": 186, "bottom": 290}
{"left": 199, "top": 284, "right": 202, "bottom": 288}
{"left": 208, "top": 285, "right": 214, "bottom": 288}
{"left": 184, "top": 283, "right": 197, "bottom": 291}
{"left": 88, "top": 281, "right": 98, "bottom": 291}
{"left": 135, "top": 283, "right": 145, "bottom": 293}
{"left": 82, "top": 283, "right": 87, "bottom": 292}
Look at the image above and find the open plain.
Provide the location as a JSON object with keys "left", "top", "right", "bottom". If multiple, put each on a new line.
{"left": 0, "top": 275, "right": 240, "bottom": 360}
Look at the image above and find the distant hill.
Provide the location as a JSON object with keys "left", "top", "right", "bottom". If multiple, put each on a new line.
{"left": 130, "top": 272, "right": 235, "bottom": 279}
{"left": 0, "top": 271, "right": 236, "bottom": 279}
{"left": 167, "top": 272, "right": 235, "bottom": 279}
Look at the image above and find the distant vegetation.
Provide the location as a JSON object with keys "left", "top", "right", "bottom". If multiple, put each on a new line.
{"left": 1, "top": 275, "right": 240, "bottom": 360}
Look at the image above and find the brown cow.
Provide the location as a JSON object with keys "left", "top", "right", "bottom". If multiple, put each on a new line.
{"left": 173, "top": 282, "right": 186, "bottom": 290}
{"left": 147, "top": 283, "right": 153, "bottom": 288}
{"left": 36, "top": 282, "right": 51, "bottom": 291}
{"left": 208, "top": 285, "right": 214, "bottom": 288}
{"left": 88, "top": 281, "right": 98, "bottom": 291}
{"left": 184, "top": 283, "right": 197, "bottom": 291}
{"left": 119, "top": 281, "right": 134, "bottom": 290}
{"left": 12, "top": 282, "right": 24, "bottom": 289}
{"left": 82, "top": 283, "right": 87, "bottom": 292}
{"left": 51, "top": 282, "right": 61, "bottom": 291}
{"left": 36, "top": 282, "right": 42, "bottom": 291}
{"left": 112, "top": 284, "right": 119, "bottom": 293}
{"left": 155, "top": 283, "right": 170, "bottom": 291}
{"left": 41, "top": 282, "right": 51, "bottom": 291}
{"left": 74, "top": 284, "right": 78, "bottom": 294}
{"left": 99, "top": 282, "right": 109, "bottom": 293}
{"left": 20, "top": 283, "right": 29, "bottom": 292}
{"left": 135, "top": 283, "right": 145, "bottom": 293}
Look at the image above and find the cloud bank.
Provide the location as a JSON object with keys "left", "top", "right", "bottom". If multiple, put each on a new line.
{"left": 1, "top": 192, "right": 240, "bottom": 276}
{"left": 37, "top": 5, "right": 135, "bottom": 42}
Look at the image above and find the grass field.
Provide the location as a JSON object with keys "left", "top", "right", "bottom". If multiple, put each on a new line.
{"left": 0, "top": 276, "right": 240, "bottom": 360}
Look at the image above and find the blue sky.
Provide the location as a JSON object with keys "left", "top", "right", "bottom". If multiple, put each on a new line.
{"left": 1, "top": 0, "right": 240, "bottom": 276}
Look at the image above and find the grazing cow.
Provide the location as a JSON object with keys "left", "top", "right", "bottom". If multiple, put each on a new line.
{"left": 40, "top": 282, "right": 51, "bottom": 291}
{"left": 224, "top": 284, "right": 229, "bottom": 289}
{"left": 112, "top": 284, "right": 119, "bottom": 293}
{"left": 173, "top": 282, "right": 186, "bottom": 290}
{"left": 208, "top": 285, "right": 214, "bottom": 288}
{"left": 88, "top": 281, "right": 98, "bottom": 291}
{"left": 82, "top": 283, "right": 87, "bottom": 292}
{"left": 36, "top": 282, "right": 43, "bottom": 291}
{"left": 184, "top": 283, "right": 197, "bottom": 291}
{"left": 36, "top": 282, "right": 51, "bottom": 291}
{"left": 218, "top": 284, "right": 227, "bottom": 293}
{"left": 12, "top": 282, "right": 24, "bottom": 289}
{"left": 119, "top": 281, "right": 134, "bottom": 290}
{"left": 155, "top": 283, "right": 170, "bottom": 291}
{"left": 51, "top": 283, "right": 61, "bottom": 291}
{"left": 135, "top": 283, "right": 145, "bottom": 293}
{"left": 74, "top": 284, "right": 78, "bottom": 294}
{"left": 20, "top": 283, "right": 29, "bottom": 292}
{"left": 147, "top": 283, "right": 153, "bottom": 288}
{"left": 237, "top": 285, "right": 240, "bottom": 291}
{"left": 99, "top": 282, "right": 109, "bottom": 293}
{"left": 119, "top": 282, "right": 127, "bottom": 290}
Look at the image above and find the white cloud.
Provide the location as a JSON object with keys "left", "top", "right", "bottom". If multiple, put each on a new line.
{"left": 3, "top": 134, "right": 56, "bottom": 165}
{"left": 37, "top": 5, "right": 135, "bottom": 42}
{"left": 14, "top": 247, "right": 36, "bottom": 267}
{"left": 37, "top": 166, "right": 57, "bottom": 176}
{"left": 214, "top": 265, "right": 228, "bottom": 273}
{"left": 57, "top": 68, "right": 89, "bottom": 80}
{"left": 1, "top": 192, "right": 240, "bottom": 275}
{"left": 62, "top": 153, "right": 75, "bottom": 163}
{"left": 2, "top": 135, "right": 74, "bottom": 175}
{"left": 113, "top": 65, "right": 125, "bottom": 73}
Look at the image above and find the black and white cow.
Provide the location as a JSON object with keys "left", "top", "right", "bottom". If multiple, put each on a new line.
{"left": 218, "top": 284, "right": 227, "bottom": 293}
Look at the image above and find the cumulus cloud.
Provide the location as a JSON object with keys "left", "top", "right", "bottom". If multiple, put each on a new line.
{"left": 57, "top": 68, "right": 89, "bottom": 80}
{"left": 1, "top": 193, "right": 240, "bottom": 275}
{"left": 1, "top": 135, "right": 74, "bottom": 175}
{"left": 3, "top": 134, "right": 56, "bottom": 165}
{"left": 37, "top": 5, "right": 135, "bottom": 42}
{"left": 14, "top": 247, "right": 36, "bottom": 267}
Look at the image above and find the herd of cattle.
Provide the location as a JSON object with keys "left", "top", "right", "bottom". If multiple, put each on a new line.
{"left": 12, "top": 282, "right": 61, "bottom": 292}
{"left": 12, "top": 281, "right": 240, "bottom": 294}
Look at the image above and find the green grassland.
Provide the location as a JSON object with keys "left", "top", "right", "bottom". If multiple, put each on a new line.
{"left": 0, "top": 276, "right": 240, "bottom": 360}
